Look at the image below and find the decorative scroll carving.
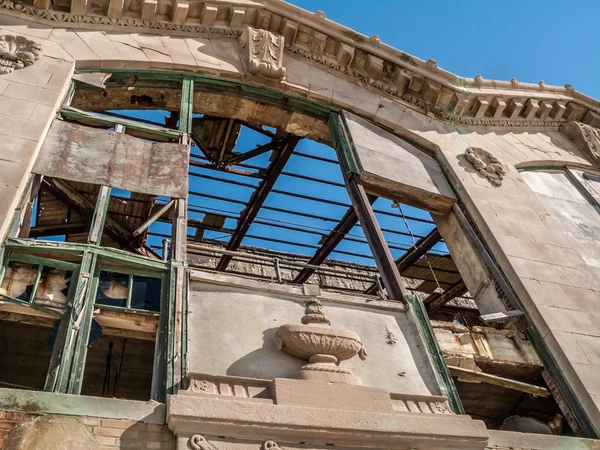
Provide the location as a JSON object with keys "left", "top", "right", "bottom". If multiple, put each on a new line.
{"left": 0, "top": 34, "right": 42, "bottom": 74}
{"left": 464, "top": 147, "right": 507, "bottom": 187}
{"left": 275, "top": 300, "right": 367, "bottom": 384}
{"left": 262, "top": 441, "right": 282, "bottom": 450}
{"left": 239, "top": 27, "right": 286, "bottom": 80}
{"left": 561, "top": 121, "right": 600, "bottom": 166}
{"left": 189, "top": 435, "right": 219, "bottom": 450}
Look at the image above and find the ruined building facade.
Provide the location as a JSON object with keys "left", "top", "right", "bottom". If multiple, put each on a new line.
{"left": 0, "top": 1, "right": 599, "bottom": 449}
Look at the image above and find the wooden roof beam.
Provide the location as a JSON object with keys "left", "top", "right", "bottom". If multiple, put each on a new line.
{"left": 364, "top": 228, "right": 442, "bottom": 295}
{"left": 425, "top": 279, "right": 468, "bottom": 312}
{"left": 293, "top": 195, "right": 376, "bottom": 285}
{"left": 216, "top": 134, "right": 302, "bottom": 271}
{"left": 43, "top": 178, "right": 155, "bottom": 258}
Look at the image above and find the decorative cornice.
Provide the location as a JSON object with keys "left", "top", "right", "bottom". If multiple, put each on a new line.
{"left": 3, "top": 0, "right": 600, "bottom": 131}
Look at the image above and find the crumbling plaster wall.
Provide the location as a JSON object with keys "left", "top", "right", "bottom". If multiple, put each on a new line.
{"left": 2, "top": 13, "right": 600, "bottom": 433}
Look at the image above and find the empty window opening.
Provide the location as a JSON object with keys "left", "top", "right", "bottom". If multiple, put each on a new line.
{"left": 81, "top": 334, "right": 155, "bottom": 401}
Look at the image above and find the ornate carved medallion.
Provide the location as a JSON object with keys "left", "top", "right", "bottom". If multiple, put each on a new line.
{"left": 189, "top": 434, "right": 220, "bottom": 450}
{"left": 262, "top": 441, "right": 283, "bottom": 450}
{"left": 561, "top": 121, "right": 600, "bottom": 167}
{"left": 464, "top": 147, "right": 507, "bottom": 187}
{"left": 0, "top": 34, "right": 42, "bottom": 74}
{"left": 239, "top": 26, "right": 286, "bottom": 80}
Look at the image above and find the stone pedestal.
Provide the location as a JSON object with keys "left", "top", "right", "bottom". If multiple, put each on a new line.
{"left": 168, "top": 375, "right": 489, "bottom": 450}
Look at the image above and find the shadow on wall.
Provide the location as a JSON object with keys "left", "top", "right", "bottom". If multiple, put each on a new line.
{"left": 226, "top": 327, "right": 304, "bottom": 379}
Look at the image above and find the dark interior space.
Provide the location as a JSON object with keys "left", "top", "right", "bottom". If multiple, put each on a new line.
{"left": 81, "top": 334, "right": 155, "bottom": 401}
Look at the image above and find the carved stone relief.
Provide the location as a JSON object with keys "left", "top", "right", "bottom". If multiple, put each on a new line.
{"left": 275, "top": 299, "right": 367, "bottom": 384}
{"left": 0, "top": 34, "right": 42, "bottom": 74}
{"left": 189, "top": 434, "right": 219, "bottom": 450}
{"left": 464, "top": 147, "right": 507, "bottom": 187}
{"left": 561, "top": 121, "right": 600, "bottom": 166}
{"left": 262, "top": 441, "right": 282, "bottom": 450}
{"left": 239, "top": 26, "right": 286, "bottom": 80}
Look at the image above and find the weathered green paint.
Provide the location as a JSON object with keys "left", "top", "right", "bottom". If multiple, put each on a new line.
{"left": 60, "top": 106, "right": 181, "bottom": 140}
{"left": 65, "top": 252, "right": 99, "bottom": 394}
{"left": 0, "top": 388, "right": 166, "bottom": 423}
{"left": 88, "top": 185, "right": 111, "bottom": 245}
{"left": 180, "top": 78, "right": 194, "bottom": 135}
{"left": 0, "top": 293, "right": 62, "bottom": 317}
{"left": 405, "top": 293, "right": 464, "bottom": 414}
{"left": 328, "top": 112, "right": 360, "bottom": 176}
{"left": 9, "top": 251, "right": 78, "bottom": 271}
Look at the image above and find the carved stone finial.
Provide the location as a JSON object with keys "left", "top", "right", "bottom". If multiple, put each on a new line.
{"left": 262, "top": 441, "right": 282, "bottom": 450}
{"left": 565, "top": 83, "right": 575, "bottom": 94}
{"left": 464, "top": 147, "right": 507, "bottom": 187}
{"left": 239, "top": 27, "right": 286, "bottom": 80}
{"left": 315, "top": 10, "right": 325, "bottom": 21}
{"left": 189, "top": 435, "right": 219, "bottom": 450}
{"left": 511, "top": 77, "right": 518, "bottom": 88}
{"left": 561, "top": 121, "right": 600, "bottom": 166}
{"left": 474, "top": 74, "right": 483, "bottom": 87}
{"left": 539, "top": 80, "right": 546, "bottom": 89}
{"left": 426, "top": 58, "right": 437, "bottom": 71}
{"left": 301, "top": 299, "right": 331, "bottom": 326}
{"left": 370, "top": 34, "right": 381, "bottom": 45}
{"left": 0, "top": 34, "right": 42, "bottom": 75}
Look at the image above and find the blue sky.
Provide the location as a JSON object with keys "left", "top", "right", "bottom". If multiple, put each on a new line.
{"left": 289, "top": 0, "right": 600, "bottom": 100}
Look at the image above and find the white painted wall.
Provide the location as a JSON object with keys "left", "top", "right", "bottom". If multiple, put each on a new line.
{"left": 188, "top": 280, "right": 441, "bottom": 396}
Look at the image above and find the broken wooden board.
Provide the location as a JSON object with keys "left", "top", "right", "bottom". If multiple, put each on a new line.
{"left": 33, "top": 120, "right": 189, "bottom": 198}
{"left": 341, "top": 111, "right": 456, "bottom": 214}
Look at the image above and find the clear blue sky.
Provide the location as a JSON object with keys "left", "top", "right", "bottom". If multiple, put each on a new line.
{"left": 289, "top": 0, "right": 600, "bottom": 101}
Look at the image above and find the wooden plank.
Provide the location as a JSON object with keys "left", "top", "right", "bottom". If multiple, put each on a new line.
{"left": 425, "top": 280, "right": 468, "bottom": 312}
{"left": 34, "top": 120, "right": 189, "bottom": 198}
{"left": 344, "top": 175, "right": 407, "bottom": 301}
{"left": 365, "top": 228, "right": 442, "bottom": 295}
{"left": 133, "top": 200, "right": 174, "bottom": 237}
{"left": 448, "top": 366, "right": 549, "bottom": 397}
{"left": 480, "top": 310, "right": 524, "bottom": 324}
{"left": 216, "top": 135, "right": 302, "bottom": 271}
{"left": 341, "top": 111, "right": 456, "bottom": 215}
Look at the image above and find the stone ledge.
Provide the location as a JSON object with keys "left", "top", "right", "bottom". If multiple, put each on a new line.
{"left": 189, "top": 268, "right": 405, "bottom": 312}
{"left": 167, "top": 394, "right": 489, "bottom": 449}
{"left": 487, "top": 430, "right": 600, "bottom": 450}
{"left": 0, "top": 388, "right": 166, "bottom": 423}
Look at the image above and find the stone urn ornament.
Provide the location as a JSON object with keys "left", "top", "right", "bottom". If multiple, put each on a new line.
{"left": 275, "top": 299, "right": 367, "bottom": 385}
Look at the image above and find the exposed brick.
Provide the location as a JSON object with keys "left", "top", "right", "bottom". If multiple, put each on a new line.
{"left": 97, "top": 436, "right": 118, "bottom": 446}
{"left": 93, "top": 427, "right": 127, "bottom": 438}
{"left": 81, "top": 417, "right": 102, "bottom": 426}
